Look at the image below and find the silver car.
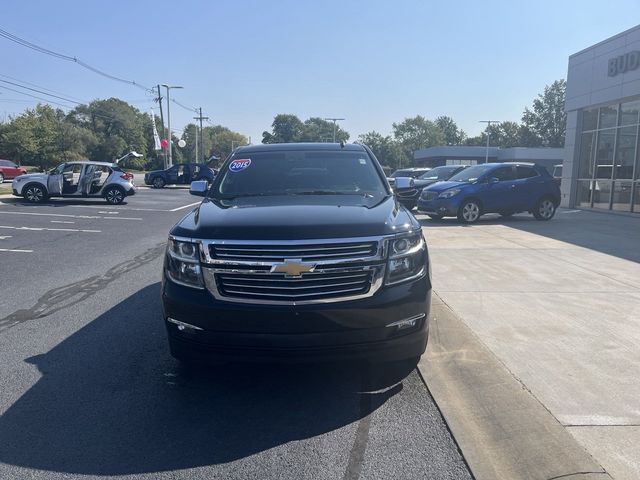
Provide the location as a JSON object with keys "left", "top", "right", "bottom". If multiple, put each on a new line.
{"left": 12, "top": 161, "right": 136, "bottom": 204}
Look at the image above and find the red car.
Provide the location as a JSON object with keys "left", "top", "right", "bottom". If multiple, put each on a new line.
{"left": 0, "top": 160, "right": 27, "bottom": 183}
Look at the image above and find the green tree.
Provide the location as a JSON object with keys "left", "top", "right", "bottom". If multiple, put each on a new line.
{"left": 357, "top": 131, "right": 403, "bottom": 169}
{"left": 201, "top": 124, "right": 248, "bottom": 166}
{"left": 67, "top": 98, "right": 147, "bottom": 163}
{"left": 435, "top": 115, "right": 466, "bottom": 145}
{"left": 392, "top": 116, "right": 445, "bottom": 167}
{"left": 521, "top": 79, "right": 566, "bottom": 147}
{"left": 300, "top": 117, "right": 349, "bottom": 143}
{"left": 262, "top": 114, "right": 304, "bottom": 143}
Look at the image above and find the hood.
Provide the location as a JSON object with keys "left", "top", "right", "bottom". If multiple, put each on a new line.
{"left": 13, "top": 172, "right": 47, "bottom": 181}
{"left": 413, "top": 178, "right": 442, "bottom": 188}
{"left": 171, "top": 194, "right": 420, "bottom": 240}
{"left": 423, "top": 180, "right": 467, "bottom": 193}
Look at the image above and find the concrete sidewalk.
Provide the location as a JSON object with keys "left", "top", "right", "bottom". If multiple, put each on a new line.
{"left": 421, "top": 209, "right": 640, "bottom": 480}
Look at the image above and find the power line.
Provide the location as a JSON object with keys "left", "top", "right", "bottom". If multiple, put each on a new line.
{"left": 0, "top": 27, "right": 153, "bottom": 92}
{"left": 0, "top": 84, "right": 75, "bottom": 109}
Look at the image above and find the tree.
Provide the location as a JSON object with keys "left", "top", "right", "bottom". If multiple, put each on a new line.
{"left": 357, "top": 131, "right": 403, "bottom": 169}
{"left": 67, "top": 98, "right": 147, "bottom": 163}
{"left": 201, "top": 124, "right": 247, "bottom": 166}
{"left": 435, "top": 115, "right": 466, "bottom": 145}
{"left": 262, "top": 114, "right": 304, "bottom": 143}
{"left": 392, "top": 116, "right": 445, "bottom": 167}
{"left": 300, "top": 117, "right": 349, "bottom": 143}
{"left": 521, "top": 79, "right": 566, "bottom": 147}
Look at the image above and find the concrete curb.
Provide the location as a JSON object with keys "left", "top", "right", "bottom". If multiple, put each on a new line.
{"left": 418, "top": 295, "right": 612, "bottom": 480}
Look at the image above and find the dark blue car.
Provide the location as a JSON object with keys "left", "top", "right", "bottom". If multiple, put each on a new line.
{"left": 416, "top": 162, "right": 560, "bottom": 224}
{"left": 144, "top": 163, "right": 216, "bottom": 189}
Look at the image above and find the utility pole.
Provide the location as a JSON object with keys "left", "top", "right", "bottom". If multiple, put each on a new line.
{"left": 162, "top": 84, "right": 184, "bottom": 168}
{"left": 193, "top": 107, "right": 209, "bottom": 163}
{"left": 324, "top": 117, "right": 345, "bottom": 143}
{"left": 479, "top": 120, "right": 500, "bottom": 163}
{"left": 155, "top": 85, "right": 167, "bottom": 169}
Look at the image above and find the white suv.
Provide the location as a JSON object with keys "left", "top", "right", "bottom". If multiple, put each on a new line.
{"left": 12, "top": 161, "right": 136, "bottom": 204}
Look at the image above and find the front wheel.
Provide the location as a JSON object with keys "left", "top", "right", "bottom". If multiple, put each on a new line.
{"left": 533, "top": 197, "right": 556, "bottom": 221}
{"left": 104, "top": 187, "right": 125, "bottom": 205}
{"left": 24, "top": 184, "right": 47, "bottom": 203}
{"left": 457, "top": 200, "right": 482, "bottom": 224}
{"left": 153, "top": 177, "right": 165, "bottom": 189}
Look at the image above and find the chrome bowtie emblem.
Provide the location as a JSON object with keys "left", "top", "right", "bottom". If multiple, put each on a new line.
{"left": 271, "top": 259, "right": 316, "bottom": 277}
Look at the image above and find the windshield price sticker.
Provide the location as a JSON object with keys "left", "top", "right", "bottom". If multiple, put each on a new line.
{"left": 229, "top": 159, "right": 252, "bottom": 172}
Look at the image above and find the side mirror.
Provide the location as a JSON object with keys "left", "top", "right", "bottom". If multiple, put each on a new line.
{"left": 394, "top": 177, "right": 415, "bottom": 190}
{"left": 189, "top": 180, "right": 208, "bottom": 197}
{"left": 489, "top": 177, "right": 499, "bottom": 184}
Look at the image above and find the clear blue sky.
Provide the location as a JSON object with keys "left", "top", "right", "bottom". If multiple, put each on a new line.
{"left": 1, "top": 0, "right": 639, "bottom": 143}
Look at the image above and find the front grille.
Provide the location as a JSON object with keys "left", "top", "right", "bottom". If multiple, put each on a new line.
{"left": 422, "top": 191, "right": 438, "bottom": 201}
{"left": 209, "top": 241, "right": 378, "bottom": 262}
{"left": 214, "top": 270, "right": 374, "bottom": 302}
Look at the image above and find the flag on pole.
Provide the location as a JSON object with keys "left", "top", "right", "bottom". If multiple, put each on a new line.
{"left": 151, "top": 109, "right": 161, "bottom": 150}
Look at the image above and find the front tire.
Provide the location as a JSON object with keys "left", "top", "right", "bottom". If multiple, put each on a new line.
{"left": 153, "top": 177, "right": 165, "bottom": 189}
{"left": 24, "top": 183, "right": 47, "bottom": 203}
{"left": 533, "top": 197, "right": 556, "bottom": 221}
{"left": 457, "top": 199, "right": 482, "bottom": 224}
{"left": 104, "top": 186, "right": 125, "bottom": 204}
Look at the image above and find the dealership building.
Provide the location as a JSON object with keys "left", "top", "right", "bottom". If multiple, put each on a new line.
{"left": 562, "top": 24, "right": 640, "bottom": 213}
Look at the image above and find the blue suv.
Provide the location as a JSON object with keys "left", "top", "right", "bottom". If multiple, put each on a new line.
{"left": 416, "top": 163, "right": 560, "bottom": 224}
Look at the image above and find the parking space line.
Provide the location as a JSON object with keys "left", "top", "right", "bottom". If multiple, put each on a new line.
{"left": 0, "top": 225, "right": 101, "bottom": 233}
{"left": 0, "top": 211, "right": 141, "bottom": 221}
{"left": 50, "top": 220, "right": 75, "bottom": 224}
{"left": 169, "top": 202, "right": 201, "bottom": 212}
{"left": 0, "top": 235, "right": 12, "bottom": 240}
{"left": 0, "top": 248, "right": 33, "bottom": 253}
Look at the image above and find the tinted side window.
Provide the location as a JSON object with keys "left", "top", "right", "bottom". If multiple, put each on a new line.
{"left": 492, "top": 166, "right": 516, "bottom": 181}
{"left": 517, "top": 166, "right": 538, "bottom": 179}
{"left": 0, "top": 160, "right": 10, "bottom": 166}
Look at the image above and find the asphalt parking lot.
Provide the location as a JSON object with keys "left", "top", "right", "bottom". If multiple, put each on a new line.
{"left": 0, "top": 188, "right": 472, "bottom": 480}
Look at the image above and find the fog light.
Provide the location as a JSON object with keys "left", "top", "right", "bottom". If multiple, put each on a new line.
{"left": 386, "top": 314, "right": 425, "bottom": 330}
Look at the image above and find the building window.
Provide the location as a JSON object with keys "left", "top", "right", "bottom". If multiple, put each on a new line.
{"left": 576, "top": 98, "right": 640, "bottom": 213}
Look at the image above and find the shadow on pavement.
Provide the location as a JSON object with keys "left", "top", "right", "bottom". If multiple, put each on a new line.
{"left": 418, "top": 210, "right": 640, "bottom": 263}
{"left": 0, "top": 283, "right": 405, "bottom": 476}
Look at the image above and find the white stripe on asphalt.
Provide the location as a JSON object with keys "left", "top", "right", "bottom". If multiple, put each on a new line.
{"left": 67, "top": 205, "right": 183, "bottom": 212}
{"left": 0, "top": 225, "right": 100, "bottom": 233}
{"left": 50, "top": 220, "right": 75, "bottom": 224}
{"left": 169, "top": 202, "right": 201, "bottom": 212}
{"left": 561, "top": 210, "right": 582, "bottom": 214}
{"left": 0, "top": 248, "right": 33, "bottom": 253}
{"left": 0, "top": 235, "right": 12, "bottom": 240}
{"left": 0, "top": 211, "right": 141, "bottom": 220}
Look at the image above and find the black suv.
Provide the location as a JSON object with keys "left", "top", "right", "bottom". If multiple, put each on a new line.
{"left": 144, "top": 162, "right": 216, "bottom": 188}
{"left": 162, "top": 143, "right": 431, "bottom": 364}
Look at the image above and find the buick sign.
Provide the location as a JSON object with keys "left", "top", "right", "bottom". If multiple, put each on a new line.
{"left": 608, "top": 51, "right": 640, "bottom": 77}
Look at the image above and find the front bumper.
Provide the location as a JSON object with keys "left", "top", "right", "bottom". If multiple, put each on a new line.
{"left": 417, "top": 197, "right": 460, "bottom": 216}
{"left": 162, "top": 272, "right": 431, "bottom": 363}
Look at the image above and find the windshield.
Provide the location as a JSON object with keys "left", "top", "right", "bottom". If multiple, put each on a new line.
{"left": 448, "top": 164, "right": 495, "bottom": 183}
{"left": 419, "top": 166, "right": 460, "bottom": 180}
{"left": 213, "top": 150, "right": 387, "bottom": 198}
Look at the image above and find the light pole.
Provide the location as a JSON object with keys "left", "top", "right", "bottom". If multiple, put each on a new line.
{"left": 162, "top": 84, "right": 183, "bottom": 167}
{"left": 479, "top": 120, "right": 499, "bottom": 163}
{"left": 324, "top": 117, "right": 345, "bottom": 143}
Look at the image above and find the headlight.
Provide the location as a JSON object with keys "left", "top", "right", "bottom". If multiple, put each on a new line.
{"left": 386, "top": 232, "right": 427, "bottom": 285}
{"left": 438, "top": 188, "right": 461, "bottom": 199}
{"left": 165, "top": 238, "right": 203, "bottom": 288}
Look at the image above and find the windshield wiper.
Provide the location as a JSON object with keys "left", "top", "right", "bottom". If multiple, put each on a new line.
{"left": 289, "top": 190, "right": 369, "bottom": 196}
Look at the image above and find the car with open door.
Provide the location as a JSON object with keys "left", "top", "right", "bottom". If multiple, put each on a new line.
{"left": 0, "top": 159, "right": 27, "bottom": 184}
{"left": 144, "top": 162, "right": 216, "bottom": 189}
{"left": 11, "top": 161, "right": 136, "bottom": 204}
